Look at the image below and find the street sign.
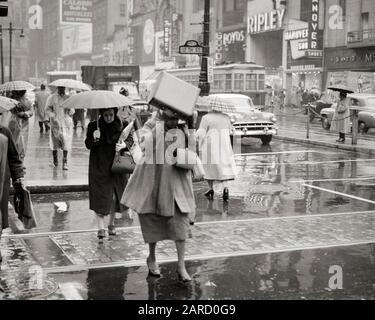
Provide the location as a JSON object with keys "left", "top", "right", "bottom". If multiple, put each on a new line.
{"left": 207, "top": 57, "right": 214, "bottom": 84}
{"left": 179, "top": 40, "right": 203, "bottom": 55}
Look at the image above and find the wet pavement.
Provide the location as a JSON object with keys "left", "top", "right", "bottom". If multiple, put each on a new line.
{"left": 1, "top": 115, "right": 375, "bottom": 300}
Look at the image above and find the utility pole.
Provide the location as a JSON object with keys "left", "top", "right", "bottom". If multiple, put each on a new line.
{"left": 9, "top": 22, "right": 12, "bottom": 81}
{"left": 199, "top": 0, "right": 210, "bottom": 96}
{"left": 0, "top": 25, "right": 4, "bottom": 84}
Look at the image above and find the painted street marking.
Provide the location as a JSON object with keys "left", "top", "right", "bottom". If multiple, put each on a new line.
{"left": 235, "top": 158, "right": 375, "bottom": 166}
{"left": 4, "top": 210, "right": 375, "bottom": 240}
{"left": 44, "top": 240, "right": 375, "bottom": 275}
{"left": 290, "top": 176, "right": 375, "bottom": 183}
{"left": 303, "top": 183, "right": 375, "bottom": 205}
{"left": 235, "top": 150, "right": 318, "bottom": 156}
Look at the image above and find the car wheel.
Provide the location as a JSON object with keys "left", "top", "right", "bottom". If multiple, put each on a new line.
{"left": 321, "top": 116, "right": 330, "bottom": 130}
{"left": 261, "top": 136, "right": 272, "bottom": 145}
{"left": 358, "top": 122, "right": 369, "bottom": 134}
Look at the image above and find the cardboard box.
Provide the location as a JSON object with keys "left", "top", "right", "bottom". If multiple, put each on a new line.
{"left": 148, "top": 72, "right": 201, "bottom": 117}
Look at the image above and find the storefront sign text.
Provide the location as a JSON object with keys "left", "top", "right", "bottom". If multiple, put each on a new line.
{"left": 247, "top": 8, "right": 285, "bottom": 34}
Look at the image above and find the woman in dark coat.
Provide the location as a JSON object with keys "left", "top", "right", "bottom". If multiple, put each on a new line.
{"left": 85, "top": 108, "right": 131, "bottom": 243}
{"left": 0, "top": 125, "right": 25, "bottom": 264}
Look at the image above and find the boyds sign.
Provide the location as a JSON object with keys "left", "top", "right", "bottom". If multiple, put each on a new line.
{"left": 223, "top": 30, "right": 245, "bottom": 46}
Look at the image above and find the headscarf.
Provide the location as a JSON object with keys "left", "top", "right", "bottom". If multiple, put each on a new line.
{"left": 98, "top": 108, "right": 123, "bottom": 145}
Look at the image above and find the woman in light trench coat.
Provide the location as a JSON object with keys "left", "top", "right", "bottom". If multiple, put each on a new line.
{"left": 330, "top": 91, "right": 351, "bottom": 143}
{"left": 121, "top": 109, "right": 195, "bottom": 283}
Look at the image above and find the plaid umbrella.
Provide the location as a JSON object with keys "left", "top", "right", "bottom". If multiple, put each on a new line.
{"left": 196, "top": 96, "right": 236, "bottom": 114}
{"left": 0, "top": 81, "right": 36, "bottom": 93}
{"left": 49, "top": 79, "right": 92, "bottom": 91}
{"left": 0, "top": 96, "right": 19, "bottom": 113}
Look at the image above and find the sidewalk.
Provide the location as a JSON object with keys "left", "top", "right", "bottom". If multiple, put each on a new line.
{"left": 275, "top": 108, "right": 375, "bottom": 156}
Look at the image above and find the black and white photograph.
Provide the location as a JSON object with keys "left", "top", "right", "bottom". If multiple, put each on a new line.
{"left": 0, "top": 0, "right": 375, "bottom": 305}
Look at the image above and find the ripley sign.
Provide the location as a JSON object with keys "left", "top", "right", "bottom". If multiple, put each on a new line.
{"left": 247, "top": 8, "right": 285, "bottom": 34}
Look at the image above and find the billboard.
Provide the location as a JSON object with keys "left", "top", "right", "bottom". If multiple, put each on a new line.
{"left": 60, "top": 0, "right": 93, "bottom": 24}
{"left": 61, "top": 24, "right": 93, "bottom": 57}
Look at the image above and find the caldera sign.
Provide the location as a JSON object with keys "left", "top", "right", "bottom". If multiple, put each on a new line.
{"left": 247, "top": 8, "right": 285, "bottom": 34}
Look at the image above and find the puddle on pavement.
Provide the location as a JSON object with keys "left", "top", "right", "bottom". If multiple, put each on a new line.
{"left": 49, "top": 244, "right": 375, "bottom": 300}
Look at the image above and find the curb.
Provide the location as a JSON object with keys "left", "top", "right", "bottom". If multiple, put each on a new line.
{"left": 274, "top": 135, "right": 375, "bottom": 157}
{"left": 10, "top": 184, "right": 89, "bottom": 196}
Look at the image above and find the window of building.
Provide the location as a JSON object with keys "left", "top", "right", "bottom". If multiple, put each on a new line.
{"left": 258, "top": 74, "right": 265, "bottom": 91}
{"left": 224, "top": 0, "right": 243, "bottom": 12}
{"left": 193, "top": 0, "right": 204, "bottom": 13}
{"left": 225, "top": 74, "right": 232, "bottom": 91}
{"left": 234, "top": 73, "right": 244, "bottom": 91}
{"left": 120, "top": 3, "right": 126, "bottom": 17}
{"left": 362, "top": 12, "right": 369, "bottom": 31}
{"left": 245, "top": 74, "right": 257, "bottom": 91}
{"left": 339, "top": 0, "right": 346, "bottom": 18}
{"left": 214, "top": 74, "right": 225, "bottom": 91}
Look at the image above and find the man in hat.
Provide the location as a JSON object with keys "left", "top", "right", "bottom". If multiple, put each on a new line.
{"left": 45, "top": 86, "right": 74, "bottom": 170}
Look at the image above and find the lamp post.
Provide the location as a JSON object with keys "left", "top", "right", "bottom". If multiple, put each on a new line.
{"left": 0, "top": 22, "right": 24, "bottom": 83}
{"left": 198, "top": 0, "right": 210, "bottom": 96}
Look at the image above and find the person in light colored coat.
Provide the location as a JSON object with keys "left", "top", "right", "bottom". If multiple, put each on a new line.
{"left": 330, "top": 91, "right": 351, "bottom": 143}
{"left": 196, "top": 110, "right": 237, "bottom": 201}
{"left": 121, "top": 109, "right": 195, "bottom": 282}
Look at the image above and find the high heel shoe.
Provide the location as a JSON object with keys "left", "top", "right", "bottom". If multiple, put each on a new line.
{"left": 223, "top": 188, "right": 229, "bottom": 202}
{"left": 147, "top": 259, "right": 161, "bottom": 278}
{"left": 204, "top": 189, "right": 214, "bottom": 200}
{"left": 177, "top": 270, "right": 192, "bottom": 283}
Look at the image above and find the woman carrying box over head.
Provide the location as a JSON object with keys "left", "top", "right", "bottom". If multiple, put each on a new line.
{"left": 121, "top": 108, "right": 196, "bottom": 283}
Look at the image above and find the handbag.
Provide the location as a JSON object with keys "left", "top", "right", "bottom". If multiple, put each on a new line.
{"left": 175, "top": 148, "right": 199, "bottom": 171}
{"left": 193, "top": 156, "right": 205, "bottom": 179}
{"left": 111, "top": 149, "right": 136, "bottom": 174}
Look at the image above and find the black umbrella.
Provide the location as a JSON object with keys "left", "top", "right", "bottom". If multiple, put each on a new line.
{"left": 327, "top": 86, "right": 354, "bottom": 94}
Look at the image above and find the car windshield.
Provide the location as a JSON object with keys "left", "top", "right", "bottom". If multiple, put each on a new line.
{"left": 221, "top": 96, "right": 255, "bottom": 111}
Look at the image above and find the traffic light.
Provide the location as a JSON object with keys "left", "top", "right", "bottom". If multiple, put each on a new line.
{"left": 0, "top": 0, "right": 8, "bottom": 17}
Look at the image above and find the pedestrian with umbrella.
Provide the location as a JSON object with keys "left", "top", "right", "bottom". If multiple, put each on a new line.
{"left": 62, "top": 91, "right": 135, "bottom": 242}
{"left": 45, "top": 86, "right": 74, "bottom": 170}
{"left": 196, "top": 96, "right": 238, "bottom": 201}
{"left": 328, "top": 86, "right": 354, "bottom": 143}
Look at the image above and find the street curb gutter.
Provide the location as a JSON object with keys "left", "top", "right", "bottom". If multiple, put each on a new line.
{"left": 10, "top": 184, "right": 89, "bottom": 196}
{"left": 274, "top": 135, "right": 375, "bottom": 157}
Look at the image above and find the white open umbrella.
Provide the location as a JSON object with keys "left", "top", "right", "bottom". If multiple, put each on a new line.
{"left": 0, "top": 96, "right": 19, "bottom": 113}
{"left": 61, "top": 90, "right": 134, "bottom": 110}
{"left": 49, "top": 79, "right": 92, "bottom": 91}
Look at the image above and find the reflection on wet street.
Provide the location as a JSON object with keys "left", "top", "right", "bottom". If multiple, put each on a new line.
{"left": 50, "top": 244, "right": 375, "bottom": 300}
{"left": 2, "top": 133, "right": 375, "bottom": 300}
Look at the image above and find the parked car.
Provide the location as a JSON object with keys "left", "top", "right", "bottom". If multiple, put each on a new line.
{"left": 320, "top": 93, "right": 375, "bottom": 133}
{"left": 308, "top": 92, "right": 334, "bottom": 122}
{"left": 197, "top": 94, "right": 278, "bottom": 145}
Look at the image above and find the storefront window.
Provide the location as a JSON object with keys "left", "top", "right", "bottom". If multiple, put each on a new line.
{"left": 246, "top": 74, "right": 257, "bottom": 91}
{"left": 234, "top": 74, "right": 244, "bottom": 91}
{"left": 258, "top": 74, "right": 265, "bottom": 90}
{"left": 225, "top": 74, "right": 232, "bottom": 91}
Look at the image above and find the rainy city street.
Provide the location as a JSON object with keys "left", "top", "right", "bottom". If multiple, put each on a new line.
{"left": 1, "top": 118, "right": 375, "bottom": 300}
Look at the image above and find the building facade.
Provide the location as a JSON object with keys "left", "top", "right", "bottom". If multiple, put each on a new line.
{"left": 0, "top": 0, "right": 32, "bottom": 82}
{"left": 323, "top": 0, "right": 375, "bottom": 93}
{"left": 91, "top": 0, "right": 127, "bottom": 65}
